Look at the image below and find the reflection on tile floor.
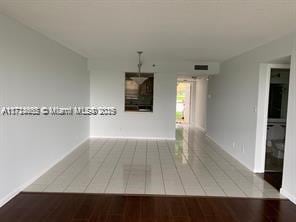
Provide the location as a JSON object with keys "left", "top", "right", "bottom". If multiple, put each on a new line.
{"left": 24, "top": 126, "right": 286, "bottom": 198}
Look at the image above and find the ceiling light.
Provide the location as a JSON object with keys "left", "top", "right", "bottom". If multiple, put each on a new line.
{"left": 130, "top": 51, "right": 148, "bottom": 85}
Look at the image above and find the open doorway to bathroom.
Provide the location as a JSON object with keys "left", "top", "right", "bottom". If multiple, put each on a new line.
{"left": 263, "top": 67, "right": 290, "bottom": 190}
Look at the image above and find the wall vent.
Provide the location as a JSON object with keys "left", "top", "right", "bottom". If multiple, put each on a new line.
{"left": 194, "top": 65, "right": 208, "bottom": 70}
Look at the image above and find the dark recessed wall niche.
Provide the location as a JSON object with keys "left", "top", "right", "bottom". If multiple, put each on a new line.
{"left": 125, "top": 72, "right": 154, "bottom": 112}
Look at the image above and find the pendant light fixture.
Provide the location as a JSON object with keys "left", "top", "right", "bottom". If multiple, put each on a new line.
{"left": 130, "top": 51, "right": 148, "bottom": 85}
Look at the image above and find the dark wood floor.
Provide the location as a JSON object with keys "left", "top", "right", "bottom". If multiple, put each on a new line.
{"left": 258, "top": 172, "right": 283, "bottom": 191}
{"left": 0, "top": 192, "right": 296, "bottom": 222}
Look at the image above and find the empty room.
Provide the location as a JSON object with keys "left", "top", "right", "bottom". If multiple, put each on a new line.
{"left": 1, "top": 1, "right": 296, "bottom": 221}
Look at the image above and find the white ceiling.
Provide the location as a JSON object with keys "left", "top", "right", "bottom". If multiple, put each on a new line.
{"left": 1, "top": 0, "right": 296, "bottom": 62}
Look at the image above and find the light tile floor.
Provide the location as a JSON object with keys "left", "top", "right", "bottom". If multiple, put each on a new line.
{"left": 24, "top": 126, "right": 286, "bottom": 198}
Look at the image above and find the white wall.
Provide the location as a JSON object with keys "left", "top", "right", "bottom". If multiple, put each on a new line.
{"left": 89, "top": 59, "right": 219, "bottom": 139}
{"left": 89, "top": 60, "right": 177, "bottom": 139}
{"left": 194, "top": 79, "right": 208, "bottom": 131}
{"left": 207, "top": 32, "right": 296, "bottom": 203}
{"left": 282, "top": 52, "right": 296, "bottom": 204}
{"left": 0, "top": 14, "right": 90, "bottom": 206}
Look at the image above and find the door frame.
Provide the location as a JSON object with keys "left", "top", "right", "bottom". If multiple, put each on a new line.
{"left": 254, "top": 63, "right": 291, "bottom": 173}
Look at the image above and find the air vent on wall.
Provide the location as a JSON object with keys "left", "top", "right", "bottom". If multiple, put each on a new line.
{"left": 194, "top": 65, "right": 208, "bottom": 70}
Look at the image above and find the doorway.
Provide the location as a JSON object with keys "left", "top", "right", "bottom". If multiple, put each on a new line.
{"left": 262, "top": 68, "right": 290, "bottom": 189}
{"left": 176, "top": 81, "right": 192, "bottom": 125}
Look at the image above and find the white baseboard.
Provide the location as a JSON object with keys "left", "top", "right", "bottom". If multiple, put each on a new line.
{"left": 205, "top": 133, "right": 254, "bottom": 172}
{"left": 280, "top": 188, "right": 296, "bottom": 204}
{"left": 0, "top": 186, "right": 24, "bottom": 209}
{"left": 196, "top": 126, "right": 207, "bottom": 133}
{"left": 90, "top": 136, "right": 176, "bottom": 140}
{"left": 0, "top": 137, "right": 88, "bottom": 208}
{"left": 253, "top": 169, "right": 265, "bottom": 173}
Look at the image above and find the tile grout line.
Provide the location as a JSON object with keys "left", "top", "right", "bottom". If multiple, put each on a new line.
{"left": 41, "top": 139, "right": 104, "bottom": 191}
{"left": 83, "top": 139, "right": 119, "bottom": 192}
{"left": 103, "top": 139, "right": 128, "bottom": 193}
{"left": 156, "top": 141, "right": 167, "bottom": 195}
{"left": 62, "top": 139, "right": 108, "bottom": 192}
{"left": 190, "top": 137, "right": 252, "bottom": 197}
{"left": 164, "top": 140, "right": 187, "bottom": 195}
{"left": 168, "top": 139, "right": 207, "bottom": 195}
{"left": 177, "top": 128, "right": 227, "bottom": 196}
{"left": 124, "top": 140, "right": 138, "bottom": 193}
{"left": 189, "top": 140, "right": 248, "bottom": 197}
{"left": 172, "top": 132, "right": 208, "bottom": 195}
{"left": 190, "top": 129, "right": 273, "bottom": 195}
{"left": 186, "top": 134, "right": 248, "bottom": 197}
{"left": 28, "top": 125, "right": 281, "bottom": 198}
{"left": 204, "top": 141, "right": 279, "bottom": 197}
{"left": 183, "top": 127, "right": 281, "bottom": 198}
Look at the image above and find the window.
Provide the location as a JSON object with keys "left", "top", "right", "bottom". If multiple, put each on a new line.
{"left": 125, "top": 72, "right": 154, "bottom": 112}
